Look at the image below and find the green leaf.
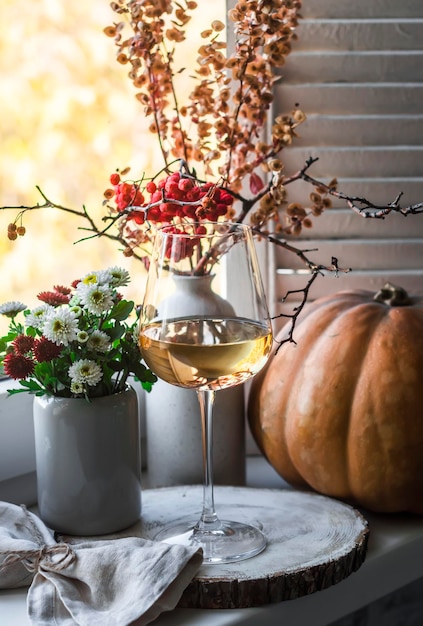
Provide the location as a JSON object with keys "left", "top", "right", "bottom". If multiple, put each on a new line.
{"left": 107, "top": 360, "right": 123, "bottom": 372}
{"left": 141, "top": 380, "right": 155, "bottom": 392}
{"left": 111, "top": 299, "right": 134, "bottom": 322}
{"left": 133, "top": 363, "right": 157, "bottom": 384}
{"left": 1, "top": 331, "right": 19, "bottom": 344}
{"left": 107, "top": 322, "right": 126, "bottom": 342}
{"left": 0, "top": 339, "right": 10, "bottom": 353}
{"left": 7, "top": 379, "right": 46, "bottom": 395}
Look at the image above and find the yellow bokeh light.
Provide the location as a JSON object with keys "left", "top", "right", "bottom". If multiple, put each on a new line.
{"left": 0, "top": 0, "right": 225, "bottom": 333}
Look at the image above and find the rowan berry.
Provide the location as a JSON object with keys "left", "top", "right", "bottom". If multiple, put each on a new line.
{"left": 178, "top": 178, "right": 193, "bottom": 192}
{"left": 147, "top": 207, "right": 162, "bottom": 221}
{"left": 182, "top": 205, "right": 197, "bottom": 218}
{"left": 165, "top": 180, "right": 180, "bottom": 196}
{"left": 130, "top": 211, "right": 145, "bottom": 224}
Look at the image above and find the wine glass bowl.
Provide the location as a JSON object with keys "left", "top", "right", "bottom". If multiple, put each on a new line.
{"left": 139, "top": 222, "right": 273, "bottom": 563}
{"left": 140, "top": 316, "right": 271, "bottom": 390}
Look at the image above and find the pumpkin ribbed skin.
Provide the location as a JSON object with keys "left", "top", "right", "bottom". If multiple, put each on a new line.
{"left": 248, "top": 287, "right": 423, "bottom": 514}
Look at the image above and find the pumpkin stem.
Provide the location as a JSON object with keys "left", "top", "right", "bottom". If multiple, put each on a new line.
{"left": 373, "top": 282, "right": 410, "bottom": 306}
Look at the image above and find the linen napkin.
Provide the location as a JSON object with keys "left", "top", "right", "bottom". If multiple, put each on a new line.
{"left": 0, "top": 501, "right": 203, "bottom": 625}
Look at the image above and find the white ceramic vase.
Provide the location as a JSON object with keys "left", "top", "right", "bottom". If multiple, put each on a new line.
{"left": 33, "top": 386, "right": 141, "bottom": 535}
{"left": 144, "top": 274, "right": 246, "bottom": 488}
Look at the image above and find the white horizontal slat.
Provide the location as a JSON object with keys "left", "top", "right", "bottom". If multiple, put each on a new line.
{"left": 277, "top": 84, "right": 423, "bottom": 115}
{"left": 278, "top": 209, "right": 423, "bottom": 239}
{"left": 293, "top": 115, "right": 423, "bottom": 147}
{"left": 275, "top": 270, "right": 423, "bottom": 303}
{"left": 275, "top": 239, "right": 423, "bottom": 271}
{"left": 283, "top": 147, "right": 423, "bottom": 178}
{"left": 280, "top": 52, "right": 423, "bottom": 84}
{"left": 302, "top": 0, "right": 423, "bottom": 20}
{"left": 272, "top": 270, "right": 423, "bottom": 333}
{"left": 295, "top": 19, "right": 423, "bottom": 52}
{"left": 283, "top": 178, "right": 423, "bottom": 209}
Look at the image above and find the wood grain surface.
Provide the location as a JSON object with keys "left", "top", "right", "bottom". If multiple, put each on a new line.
{"left": 139, "top": 486, "right": 369, "bottom": 609}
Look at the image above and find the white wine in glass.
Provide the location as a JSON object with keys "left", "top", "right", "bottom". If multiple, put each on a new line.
{"left": 139, "top": 222, "right": 273, "bottom": 563}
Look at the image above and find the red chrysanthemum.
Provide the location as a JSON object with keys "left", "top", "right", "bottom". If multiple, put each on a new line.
{"left": 37, "top": 291, "right": 70, "bottom": 306}
{"left": 33, "top": 337, "right": 63, "bottom": 363}
{"left": 13, "top": 334, "right": 35, "bottom": 356}
{"left": 53, "top": 285, "right": 72, "bottom": 296}
{"left": 3, "top": 352, "right": 35, "bottom": 379}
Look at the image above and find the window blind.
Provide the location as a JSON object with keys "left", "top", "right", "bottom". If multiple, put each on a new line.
{"left": 270, "top": 0, "right": 423, "bottom": 329}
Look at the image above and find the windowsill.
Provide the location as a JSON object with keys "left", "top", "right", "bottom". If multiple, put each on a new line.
{"left": 1, "top": 456, "right": 423, "bottom": 625}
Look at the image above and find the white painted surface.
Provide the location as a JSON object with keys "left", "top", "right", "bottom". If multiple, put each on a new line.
{"left": 301, "top": 0, "right": 423, "bottom": 19}
{"left": 0, "top": 381, "right": 35, "bottom": 482}
{"left": 297, "top": 19, "right": 423, "bottom": 51}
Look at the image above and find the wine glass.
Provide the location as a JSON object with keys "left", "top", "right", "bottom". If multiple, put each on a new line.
{"left": 138, "top": 222, "right": 273, "bottom": 563}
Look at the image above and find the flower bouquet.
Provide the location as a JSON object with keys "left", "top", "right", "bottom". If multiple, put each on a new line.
{"left": 0, "top": 266, "right": 156, "bottom": 399}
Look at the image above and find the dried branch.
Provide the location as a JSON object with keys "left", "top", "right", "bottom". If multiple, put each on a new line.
{"left": 290, "top": 157, "right": 423, "bottom": 218}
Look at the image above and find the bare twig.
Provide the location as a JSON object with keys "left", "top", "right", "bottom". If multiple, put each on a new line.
{"left": 289, "top": 157, "right": 423, "bottom": 218}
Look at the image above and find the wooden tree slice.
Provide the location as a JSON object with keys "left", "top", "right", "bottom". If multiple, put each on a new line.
{"left": 140, "top": 486, "right": 369, "bottom": 609}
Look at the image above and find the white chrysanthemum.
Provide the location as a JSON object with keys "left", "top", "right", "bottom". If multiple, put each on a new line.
{"left": 77, "top": 330, "right": 89, "bottom": 343}
{"left": 70, "top": 381, "right": 86, "bottom": 395}
{"left": 0, "top": 301, "right": 27, "bottom": 318}
{"left": 87, "top": 330, "right": 111, "bottom": 353}
{"left": 95, "top": 269, "right": 113, "bottom": 285}
{"left": 70, "top": 305, "right": 82, "bottom": 317}
{"left": 78, "top": 284, "right": 114, "bottom": 315}
{"left": 79, "top": 271, "right": 100, "bottom": 286}
{"left": 74, "top": 284, "right": 90, "bottom": 307}
{"left": 68, "top": 359, "right": 103, "bottom": 387}
{"left": 42, "top": 308, "right": 79, "bottom": 346}
{"left": 107, "top": 266, "right": 130, "bottom": 288}
{"left": 131, "top": 325, "right": 139, "bottom": 344}
{"left": 25, "top": 305, "right": 54, "bottom": 330}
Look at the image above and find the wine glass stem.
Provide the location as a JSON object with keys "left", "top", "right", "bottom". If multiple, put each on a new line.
{"left": 196, "top": 389, "right": 220, "bottom": 531}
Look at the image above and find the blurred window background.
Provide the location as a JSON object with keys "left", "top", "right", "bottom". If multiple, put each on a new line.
{"left": 0, "top": 0, "right": 224, "bottom": 332}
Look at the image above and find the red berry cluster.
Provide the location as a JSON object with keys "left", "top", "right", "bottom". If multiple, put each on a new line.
{"left": 107, "top": 173, "right": 146, "bottom": 224}
{"left": 106, "top": 170, "right": 234, "bottom": 227}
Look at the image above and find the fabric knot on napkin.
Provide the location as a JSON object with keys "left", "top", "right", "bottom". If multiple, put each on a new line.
{"left": 2, "top": 541, "right": 76, "bottom": 575}
{"left": 0, "top": 501, "right": 203, "bottom": 625}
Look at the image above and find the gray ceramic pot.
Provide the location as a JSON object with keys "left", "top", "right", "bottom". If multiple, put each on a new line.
{"left": 33, "top": 386, "right": 141, "bottom": 536}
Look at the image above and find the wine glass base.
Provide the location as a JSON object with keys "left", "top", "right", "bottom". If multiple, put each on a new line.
{"left": 154, "top": 518, "right": 267, "bottom": 564}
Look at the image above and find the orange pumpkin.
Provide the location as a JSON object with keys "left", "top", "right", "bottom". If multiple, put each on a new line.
{"left": 248, "top": 284, "right": 423, "bottom": 514}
